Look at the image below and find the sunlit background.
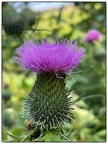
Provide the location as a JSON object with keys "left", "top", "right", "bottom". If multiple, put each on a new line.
{"left": 2, "top": 2, "right": 106, "bottom": 142}
{"left": 9, "top": 2, "right": 71, "bottom": 12}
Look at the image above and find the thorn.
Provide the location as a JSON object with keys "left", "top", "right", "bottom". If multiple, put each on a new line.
{"left": 55, "top": 115, "right": 60, "bottom": 127}
{"left": 49, "top": 121, "right": 52, "bottom": 129}
{"left": 52, "top": 118, "right": 56, "bottom": 127}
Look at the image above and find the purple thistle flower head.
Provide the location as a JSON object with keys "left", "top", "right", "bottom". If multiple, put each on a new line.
{"left": 85, "top": 29, "right": 101, "bottom": 43}
{"left": 14, "top": 37, "right": 85, "bottom": 76}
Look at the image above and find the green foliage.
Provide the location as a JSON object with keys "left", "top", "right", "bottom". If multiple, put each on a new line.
{"left": 2, "top": 2, "right": 106, "bottom": 142}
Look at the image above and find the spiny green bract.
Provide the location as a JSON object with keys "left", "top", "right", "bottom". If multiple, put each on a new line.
{"left": 24, "top": 73, "right": 73, "bottom": 131}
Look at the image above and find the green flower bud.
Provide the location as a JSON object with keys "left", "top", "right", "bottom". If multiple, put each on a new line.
{"left": 2, "top": 5, "right": 26, "bottom": 35}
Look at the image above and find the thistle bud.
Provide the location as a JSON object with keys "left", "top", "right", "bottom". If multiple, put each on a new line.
{"left": 2, "top": 5, "right": 26, "bottom": 35}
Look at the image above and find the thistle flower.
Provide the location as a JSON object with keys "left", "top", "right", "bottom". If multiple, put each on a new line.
{"left": 15, "top": 38, "right": 85, "bottom": 76}
{"left": 85, "top": 29, "right": 101, "bottom": 43}
{"left": 14, "top": 37, "right": 85, "bottom": 132}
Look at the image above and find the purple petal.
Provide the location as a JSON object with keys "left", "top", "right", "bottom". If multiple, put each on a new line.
{"left": 14, "top": 37, "right": 85, "bottom": 75}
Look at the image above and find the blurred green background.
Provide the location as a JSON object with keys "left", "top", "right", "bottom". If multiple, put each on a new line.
{"left": 2, "top": 2, "right": 106, "bottom": 142}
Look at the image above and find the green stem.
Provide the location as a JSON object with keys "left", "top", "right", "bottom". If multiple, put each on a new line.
{"left": 21, "top": 133, "right": 31, "bottom": 142}
{"left": 82, "top": 94, "right": 105, "bottom": 100}
{"left": 35, "top": 28, "right": 52, "bottom": 32}
{"left": 3, "top": 130, "right": 20, "bottom": 139}
{"left": 71, "top": 94, "right": 105, "bottom": 104}
{"left": 60, "top": 133, "right": 72, "bottom": 141}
